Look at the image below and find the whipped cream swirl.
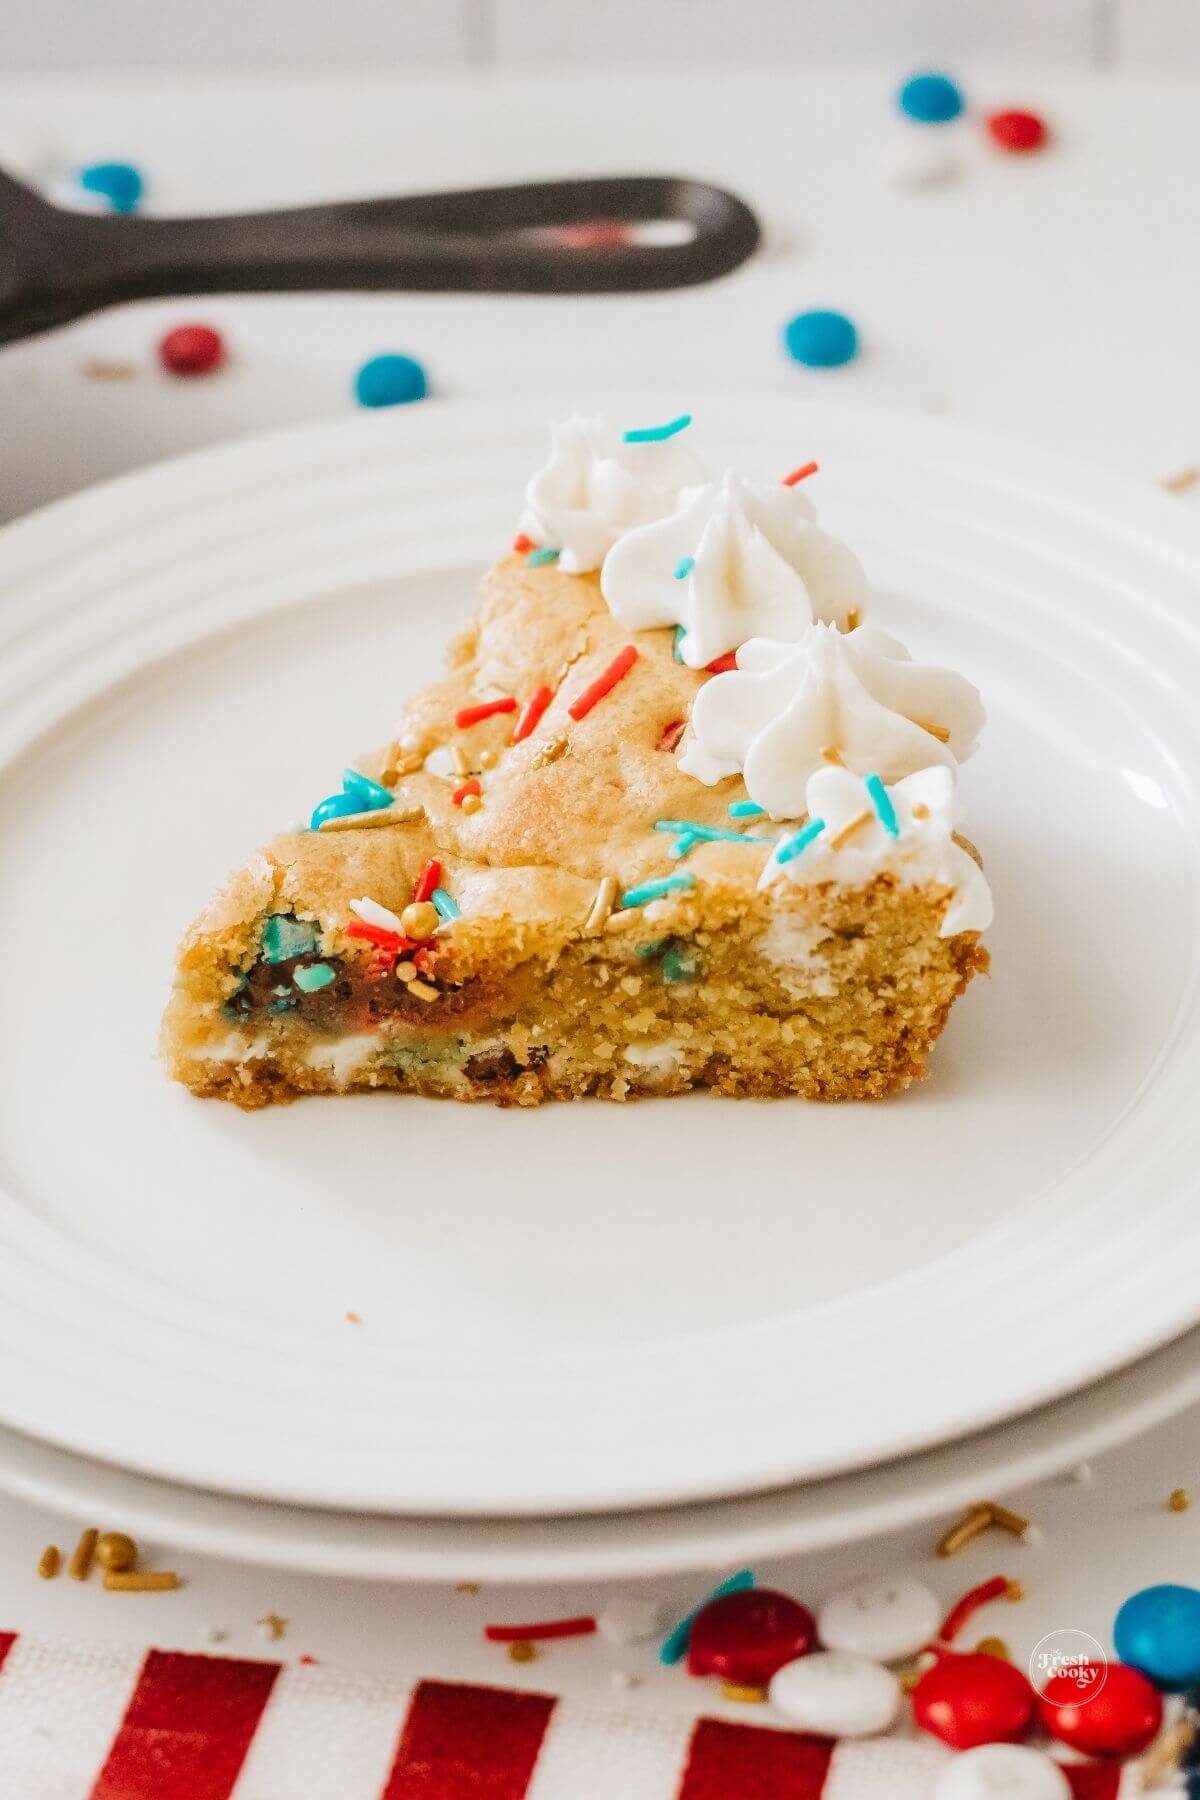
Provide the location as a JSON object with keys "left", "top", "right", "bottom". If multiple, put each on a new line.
{"left": 519, "top": 415, "right": 705, "bottom": 574}
{"left": 759, "top": 764, "right": 993, "bottom": 937}
{"left": 601, "top": 470, "right": 868, "bottom": 667}
{"left": 678, "top": 623, "right": 984, "bottom": 818}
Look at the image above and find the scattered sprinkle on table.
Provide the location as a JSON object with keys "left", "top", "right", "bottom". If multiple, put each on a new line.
{"left": 68, "top": 1528, "right": 98, "bottom": 1582}
{"left": 76, "top": 160, "right": 143, "bottom": 212}
{"left": 104, "top": 1569, "right": 180, "bottom": 1592}
{"left": 774, "top": 819, "right": 827, "bottom": 865}
{"left": 344, "top": 1311, "right": 363, "bottom": 1325}
{"left": 987, "top": 108, "right": 1049, "bottom": 153}
{"left": 1162, "top": 468, "right": 1200, "bottom": 494}
{"left": 897, "top": 71, "right": 965, "bottom": 124}
{"left": 784, "top": 309, "right": 859, "bottom": 369}
{"left": 95, "top": 1532, "right": 137, "bottom": 1573}
{"left": 507, "top": 1640, "right": 537, "bottom": 1663}
{"left": 159, "top": 323, "right": 225, "bottom": 377}
{"left": 353, "top": 352, "right": 427, "bottom": 409}
{"left": 81, "top": 358, "right": 138, "bottom": 382}
{"left": 1169, "top": 1487, "right": 1191, "bottom": 1512}
{"left": 621, "top": 873, "right": 695, "bottom": 910}
{"left": 568, "top": 644, "right": 639, "bottom": 721}
{"left": 987, "top": 1502, "right": 1031, "bottom": 1537}
{"left": 257, "top": 1612, "right": 288, "bottom": 1641}
{"left": 782, "top": 461, "right": 819, "bottom": 486}
{"left": 622, "top": 412, "right": 692, "bottom": 444}
{"left": 975, "top": 1636, "right": 1010, "bottom": 1661}
{"left": 937, "top": 1503, "right": 994, "bottom": 1556}
{"left": 484, "top": 1615, "right": 597, "bottom": 1643}
{"left": 939, "top": 1575, "right": 1012, "bottom": 1645}
{"left": 526, "top": 546, "right": 561, "bottom": 566}
{"left": 510, "top": 684, "right": 554, "bottom": 743}
{"left": 37, "top": 1546, "right": 60, "bottom": 1580}
{"left": 865, "top": 772, "right": 900, "bottom": 836}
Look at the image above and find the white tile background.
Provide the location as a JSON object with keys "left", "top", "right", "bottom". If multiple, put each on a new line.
{"left": 6, "top": 0, "right": 1200, "bottom": 72}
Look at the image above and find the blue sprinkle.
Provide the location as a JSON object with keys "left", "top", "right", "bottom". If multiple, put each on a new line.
{"left": 262, "top": 914, "right": 320, "bottom": 964}
{"left": 620, "top": 873, "right": 695, "bottom": 909}
{"left": 774, "top": 818, "right": 827, "bottom": 865}
{"left": 728, "top": 800, "right": 765, "bottom": 818}
{"left": 662, "top": 943, "right": 700, "bottom": 983}
{"left": 354, "top": 353, "right": 428, "bottom": 409}
{"left": 674, "top": 556, "right": 695, "bottom": 581}
{"left": 309, "top": 792, "right": 364, "bottom": 830}
{"left": 897, "top": 71, "right": 965, "bottom": 124}
{"left": 526, "top": 546, "right": 561, "bottom": 566}
{"left": 783, "top": 309, "right": 859, "bottom": 370}
{"left": 622, "top": 412, "right": 692, "bottom": 444}
{"left": 342, "top": 768, "right": 394, "bottom": 811}
{"left": 77, "top": 161, "right": 143, "bottom": 213}
{"left": 294, "top": 962, "right": 336, "bottom": 992}
{"left": 668, "top": 832, "right": 703, "bottom": 860}
{"left": 430, "top": 887, "right": 460, "bottom": 922}
{"left": 660, "top": 1570, "right": 756, "bottom": 1666}
{"left": 673, "top": 625, "right": 686, "bottom": 663}
{"left": 655, "top": 820, "right": 768, "bottom": 847}
{"left": 864, "top": 772, "right": 900, "bottom": 837}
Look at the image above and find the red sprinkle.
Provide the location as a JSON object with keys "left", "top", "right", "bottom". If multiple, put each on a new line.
{"left": 987, "top": 108, "right": 1049, "bottom": 153}
{"left": 657, "top": 719, "right": 686, "bottom": 752}
{"left": 782, "top": 461, "right": 819, "bottom": 486}
{"left": 938, "top": 1576, "right": 1011, "bottom": 1645}
{"left": 512, "top": 533, "right": 536, "bottom": 555}
{"left": 158, "top": 323, "right": 225, "bottom": 377}
{"left": 568, "top": 645, "right": 638, "bottom": 721}
{"left": 345, "top": 920, "right": 412, "bottom": 953}
{"left": 484, "top": 1616, "right": 597, "bottom": 1643}
{"left": 452, "top": 777, "right": 482, "bottom": 806}
{"left": 705, "top": 652, "right": 738, "bottom": 675}
{"left": 510, "top": 684, "right": 554, "bottom": 744}
{"left": 455, "top": 697, "right": 518, "bottom": 729}
{"left": 413, "top": 860, "right": 441, "bottom": 904}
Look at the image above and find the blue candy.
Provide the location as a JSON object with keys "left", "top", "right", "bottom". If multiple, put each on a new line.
{"left": 783, "top": 309, "right": 859, "bottom": 370}
{"left": 897, "top": 72, "right": 965, "bottom": 124}
{"left": 1114, "top": 1584, "right": 1200, "bottom": 1691}
{"left": 309, "top": 792, "right": 363, "bottom": 830}
{"left": 76, "top": 161, "right": 144, "bottom": 214}
{"left": 354, "top": 353, "right": 428, "bottom": 409}
{"left": 341, "top": 767, "right": 394, "bottom": 810}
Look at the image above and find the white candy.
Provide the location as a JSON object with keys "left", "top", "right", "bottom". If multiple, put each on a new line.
{"left": 596, "top": 1594, "right": 665, "bottom": 1647}
{"left": 932, "top": 1744, "right": 1071, "bottom": 1800}
{"left": 818, "top": 1574, "right": 940, "bottom": 1663}
{"left": 769, "top": 1652, "right": 900, "bottom": 1738}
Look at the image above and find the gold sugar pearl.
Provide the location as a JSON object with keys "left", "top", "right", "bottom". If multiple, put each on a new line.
{"left": 400, "top": 901, "right": 440, "bottom": 940}
{"left": 396, "top": 961, "right": 418, "bottom": 984}
{"left": 478, "top": 749, "right": 498, "bottom": 770}
{"left": 976, "top": 1636, "right": 1010, "bottom": 1661}
{"left": 507, "top": 1640, "right": 537, "bottom": 1664}
{"left": 94, "top": 1532, "right": 138, "bottom": 1573}
{"left": 1169, "top": 1487, "right": 1191, "bottom": 1512}
{"left": 460, "top": 792, "right": 483, "bottom": 815}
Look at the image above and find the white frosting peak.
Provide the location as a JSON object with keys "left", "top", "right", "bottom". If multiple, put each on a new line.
{"left": 519, "top": 415, "right": 705, "bottom": 574}
{"left": 759, "top": 764, "right": 992, "bottom": 937}
{"left": 601, "top": 470, "right": 868, "bottom": 666}
{"left": 678, "top": 623, "right": 984, "bottom": 818}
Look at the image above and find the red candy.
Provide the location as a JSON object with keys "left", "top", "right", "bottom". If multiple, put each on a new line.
{"left": 159, "top": 323, "right": 225, "bottom": 376}
{"left": 913, "top": 1652, "right": 1034, "bottom": 1750}
{"left": 987, "top": 109, "right": 1049, "bottom": 154}
{"left": 1038, "top": 1662, "right": 1162, "bottom": 1758}
{"left": 687, "top": 1588, "right": 816, "bottom": 1686}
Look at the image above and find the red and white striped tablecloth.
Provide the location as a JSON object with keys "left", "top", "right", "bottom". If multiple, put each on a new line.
{"left": 0, "top": 1632, "right": 1166, "bottom": 1798}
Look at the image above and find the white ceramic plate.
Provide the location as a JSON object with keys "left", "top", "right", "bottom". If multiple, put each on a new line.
{"left": 1, "top": 394, "right": 1199, "bottom": 1518}
{"left": 4, "top": 1321, "right": 1200, "bottom": 1583}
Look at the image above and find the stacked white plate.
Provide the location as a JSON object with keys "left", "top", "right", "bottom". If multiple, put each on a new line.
{"left": 1, "top": 394, "right": 1198, "bottom": 1581}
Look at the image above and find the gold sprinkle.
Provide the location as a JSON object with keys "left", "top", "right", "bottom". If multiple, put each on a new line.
{"left": 104, "top": 1570, "right": 180, "bottom": 1592}
{"left": 460, "top": 792, "right": 483, "bottom": 815}
{"left": 479, "top": 748, "right": 498, "bottom": 770}
{"left": 914, "top": 719, "right": 952, "bottom": 743}
{"left": 845, "top": 607, "right": 861, "bottom": 632}
{"left": 507, "top": 1640, "right": 537, "bottom": 1664}
{"left": 1005, "top": 1579, "right": 1025, "bottom": 1604}
{"left": 450, "top": 744, "right": 470, "bottom": 777}
{"left": 721, "top": 1682, "right": 768, "bottom": 1703}
{"left": 38, "top": 1546, "right": 60, "bottom": 1580}
{"left": 455, "top": 1581, "right": 480, "bottom": 1594}
{"left": 1140, "top": 1719, "right": 1196, "bottom": 1785}
{"left": 820, "top": 744, "right": 845, "bottom": 766}
{"left": 898, "top": 1663, "right": 923, "bottom": 1694}
{"left": 976, "top": 1636, "right": 1010, "bottom": 1660}
{"left": 1162, "top": 467, "right": 1200, "bottom": 494}
{"left": 1169, "top": 1487, "right": 1191, "bottom": 1512}
{"left": 408, "top": 979, "right": 440, "bottom": 1002}
{"left": 584, "top": 875, "right": 619, "bottom": 934}
{"left": 68, "top": 1528, "right": 99, "bottom": 1582}
{"left": 318, "top": 805, "right": 425, "bottom": 832}
{"left": 936, "top": 1504, "right": 993, "bottom": 1557}
{"left": 828, "top": 810, "right": 872, "bottom": 850}
{"left": 911, "top": 802, "right": 930, "bottom": 820}
{"left": 95, "top": 1532, "right": 137, "bottom": 1573}
{"left": 345, "top": 1311, "right": 363, "bottom": 1325}
{"left": 529, "top": 734, "right": 569, "bottom": 769}
{"left": 989, "top": 1502, "right": 1031, "bottom": 1537}
{"left": 400, "top": 901, "right": 440, "bottom": 939}
{"left": 257, "top": 1612, "right": 287, "bottom": 1638}
{"left": 603, "top": 908, "right": 641, "bottom": 935}
{"left": 82, "top": 357, "right": 138, "bottom": 382}
{"left": 395, "top": 961, "right": 418, "bottom": 984}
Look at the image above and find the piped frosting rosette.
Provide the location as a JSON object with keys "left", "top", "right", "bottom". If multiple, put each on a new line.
{"left": 519, "top": 415, "right": 706, "bottom": 573}
{"left": 678, "top": 623, "right": 985, "bottom": 818}
{"left": 601, "top": 470, "right": 868, "bottom": 667}
{"left": 759, "top": 764, "right": 993, "bottom": 937}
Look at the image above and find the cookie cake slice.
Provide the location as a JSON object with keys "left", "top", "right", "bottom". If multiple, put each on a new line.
{"left": 163, "top": 413, "right": 992, "bottom": 1109}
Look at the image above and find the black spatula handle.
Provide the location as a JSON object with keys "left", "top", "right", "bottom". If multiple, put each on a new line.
{"left": 0, "top": 171, "right": 760, "bottom": 346}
